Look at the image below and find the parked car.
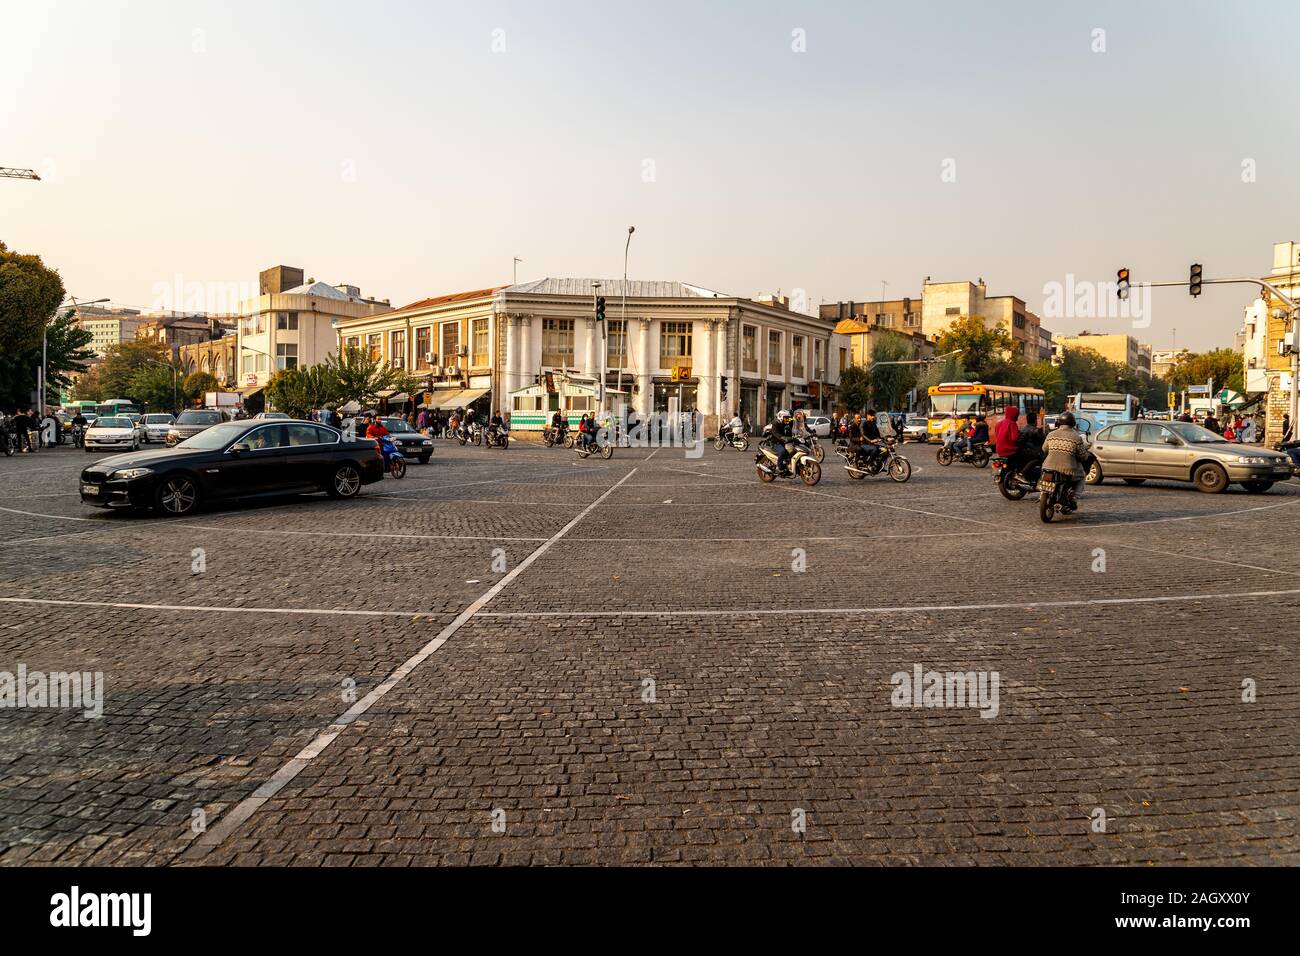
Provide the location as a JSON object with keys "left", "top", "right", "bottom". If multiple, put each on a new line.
{"left": 83, "top": 416, "right": 142, "bottom": 453}
{"left": 141, "top": 413, "right": 175, "bottom": 443}
{"left": 378, "top": 417, "right": 434, "bottom": 464}
{"left": 1086, "top": 420, "right": 1293, "bottom": 493}
{"left": 253, "top": 411, "right": 290, "bottom": 420}
{"left": 80, "top": 420, "right": 386, "bottom": 516}
{"left": 803, "top": 415, "right": 833, "bottom": 438}
{"left": 166, "top": 408, "right": 230, "bottom": 446}
{"left": 902, "top": 416, "right": 929, "bottom": 442}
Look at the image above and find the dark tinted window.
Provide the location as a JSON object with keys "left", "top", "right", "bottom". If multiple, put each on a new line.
{"left": 1104, "top": 423, "right": 1139, "bottom": 442}
{"left": 1138, "top": 424, "right": 1171, "bottom": 444}
{"left": 287, "top": 424, "right": 336, "bottom": 446}
{"left": 244, "top": 425, "right": 287, "bottom": 450}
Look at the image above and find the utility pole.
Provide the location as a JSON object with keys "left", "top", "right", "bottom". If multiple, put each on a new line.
{"left": 593, "top": 282, "right": 604, "bottom": 412}
{"left": 620, "top": 227, "right": 634, "bottom": 398}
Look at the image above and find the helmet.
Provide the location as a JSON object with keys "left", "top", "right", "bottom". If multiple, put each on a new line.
{"left": 777, "top": 410, "right": 792, "bottom": 422}
{"left": 1058, "top": 412, "right": 1076, "bottom": 428}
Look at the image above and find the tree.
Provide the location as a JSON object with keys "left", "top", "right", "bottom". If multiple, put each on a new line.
{"left": 183, "top": 371, "right": 221, "bottom": 405}
{"left": 836, "top": 365, "right": 871, "bottom": 414}
{"left": 327, "top": 346, "right": 421, "bottom": 410}
{"left": 1026, "top": 360, "right": 1066, "bottom": 409}
{"left": 0, "top": 242, "right": 70, "bottom": 409}
{"left": 867, "top": 331, "right": 919, "bottom": 410}
{"left": 1168, "top": 349, "right": 1244, "bottom": 395}
{"left": 0, "top": 307, "right": 93, "bottom": 410}
{"left": 94, "top": 339, "right": 174, "bottom": 401}
{"left": 933, "top": 316, "right": 1014, "bottom": 383}
{"left": 915, "top": 353, "right": 966, "bottom": 396}
{"left": 128, "top": 364, "right": 182, "bottom": 412}
{"left": 265, "top": 364, "right": 341, "bottom": 419}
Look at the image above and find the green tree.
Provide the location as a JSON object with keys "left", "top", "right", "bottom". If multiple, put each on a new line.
{"left": 0, "top": 242, "right": 70, "bottom": 409}
{"left": 933, "top": 316, "right": 1014, "bottom": 383}
{"left": 867, "top": 331, "right": 919, "bottom": 410}
{"left": 0, "top": 307, "right": 93, "bottom": 409}
{"left": 128, "top": 363, "right": 184, "bottom": 412}
{"left": 836, "top": 365, "right": 871, "bottom": 414}
{"left": 327, "top": 346, "right": 421, "bottom": 410}
{"left": 183, "top": 371, "right": 221, "bottom": 406}
{"left": 915, "top": 353, "right": 966, "bottom": 396}
{"left": 94, "top": 339, "right": 173, "bottom": 401}
{"left": 265, "top": 364, "right": 341, "bottom": 419}
{"left": 1168, "top": 349, "right": 1244, "bottom": 395}
{"left": 1026, "top": 360, "right": 1066, "bottom": 409}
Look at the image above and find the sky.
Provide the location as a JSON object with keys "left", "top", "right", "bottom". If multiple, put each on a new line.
{"left": 3, "top": 0, "right": 1298, "bottom": 352}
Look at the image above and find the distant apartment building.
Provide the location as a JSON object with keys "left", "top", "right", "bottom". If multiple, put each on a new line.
{"left": 1150, "top": 348, "right": 1186, "bottom": 380}
{"left": 1054, "top": 332, "right": 1152, "bottom": 374}
{"left": 1037, "top": 327, "right": 1054, "bottom": 363}
{"left": 235, "top": 265, "right": 392, "bottom": 397}
{"left": 136, "top": 314, "right": 236, "bottom": 362}
{"left": 920, "top": 279, "right": 1043, "bottom": 363}
{"left": 1240, "top": 240, "right": 1300, "bottom": 443}
{"left": 75, "top": 306, "right": 147, "bottom": 355}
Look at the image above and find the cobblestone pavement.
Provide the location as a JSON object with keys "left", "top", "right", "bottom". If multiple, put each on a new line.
{"left": 1, "top": 439, "right": 1297, "bottom": 865}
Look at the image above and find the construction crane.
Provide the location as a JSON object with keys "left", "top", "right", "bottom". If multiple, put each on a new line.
{"left": 1, "top": 167, "right": 41, "bottom": 180}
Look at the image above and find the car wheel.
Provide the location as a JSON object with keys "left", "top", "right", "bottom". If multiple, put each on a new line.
{"left": 1193, "top": 462, "right": 1228, "bottom": 494}
{"left": 327, "top": 463, "right": 363, "bottom": 498}
{"left": 419, "top": 454, "right": 431, "bottom": 465}
{"left": 1241, "top": 480, "right": 1274, "bottom": 494}
{"left": 1123, "top": 478, "right": 1146, "bottom": 486}
{"left": 1085, "top": 459, "right": 1103, "bottom": 485}
{"left": 154, "top": 475, "right": 200, "bottom": 517}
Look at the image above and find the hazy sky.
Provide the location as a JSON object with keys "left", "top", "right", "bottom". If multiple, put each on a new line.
{"left": 4, "top": 0, "right": 1297, "bottom": 351}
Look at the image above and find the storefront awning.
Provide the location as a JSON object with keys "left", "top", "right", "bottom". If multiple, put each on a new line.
{"left": 423, "top": 388, "right": 489, "bottom": 410}
{"left": 237, "top": 384, "right": 264, "bottom": 397}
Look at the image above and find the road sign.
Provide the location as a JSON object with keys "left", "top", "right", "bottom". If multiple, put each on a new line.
{"left": 1187, "top": 384, "right": 1209, "bottom": 395}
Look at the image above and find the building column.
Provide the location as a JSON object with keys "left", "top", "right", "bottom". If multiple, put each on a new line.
{"left": 584, "top": 317, "right": 598, "bottom": 378}
{"left": 635, "top": 317, "right": 653, "bottom": 419}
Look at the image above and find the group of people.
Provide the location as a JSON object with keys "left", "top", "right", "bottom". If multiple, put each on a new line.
{"left": 0, "top": 409, "right": 45, "bottom": 453}
{"left": 548, "top": 410, "right": 602, "bottom": 450}
{"left": 1189, "top": 411, "right": 1258, "bottom": 443}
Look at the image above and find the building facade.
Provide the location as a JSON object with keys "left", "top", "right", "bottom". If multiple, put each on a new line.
{"left": 136, "top": 314, "right": 235, "bottom": 362}
{"left": 75, "top": 307, "right": 147, "bottom": 356}
{"left": 178, "top": 335, "right": 239, "bottom": 388}
{"left": 236, "top": 265, "right": 392, "bottom": 396}
{"left": 920, "top": 279, "right": 1043, "bottom": 362}
{"left": 1054, "top": 332, "right": 1153, "bottom": 374}
{"left": 1240, "top": 240, "right": 1300, "bottom": 443}
{"left": 333, "top": 278, "right": 844, "bottom": 433}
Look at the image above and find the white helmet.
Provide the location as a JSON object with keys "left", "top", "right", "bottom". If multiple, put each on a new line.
{"left": 777, "top": 409, "right": 792, "bottom": 422}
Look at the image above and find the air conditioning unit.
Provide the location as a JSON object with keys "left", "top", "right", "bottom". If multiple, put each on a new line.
{"left": 424, "top": 352, "right": 436, "bottom": 364}
{"left": 456, "top": 346, "right": 468, "bottom": 357}
{"left": 443, "top": 366, "right": 460, "bottom": 377}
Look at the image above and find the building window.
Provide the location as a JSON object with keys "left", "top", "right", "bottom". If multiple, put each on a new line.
{"left": 472, "top": 318, "right": 489, "bottom": 367}
{"left": 390, "top": 329, "right": 406, "bottom": 368}
{"left": 276, "top": 343, "right": 298, "bottom": 370}
{"left": 542, "top": 318, "right": 574, "bottom": 367}
{"left": 742, "top": 325, "right": 758, "bottom": 373}
{"left": 768, "top": 330, "right": 782, "bottom": 375}
{"left": 904, "top": 312, "right": 921, "bottom": 328}
{"left": 415, "top": 327, "right": 432, "bottom": 369}
{"left": 607, "top": 319, "right": 627, "bottom": 365}
{"left": 660, "top": 321, "right": 692, "bottom": 363}
{"left": 1014, "top": 313, "right": 1026, "bottom": 329}
{"left": 441, "top": 323, "right": 459, "bottom": 367}
{"left": 276, "top": 312, "right": 299, "bottom": 331}
{"left": 813, "top": 339, "right": 824, "bottom": 378}
{"left": 345, "top": 336, "right": 360, "bottom": 354}
{"left": 366, "top": 333, "right": 382, "bottom": 362}
{"left": 840, "top": 347, "right": 848, "bottom": 373}
{"left": 792, "top": 335, "right": 805, "bottom": 377}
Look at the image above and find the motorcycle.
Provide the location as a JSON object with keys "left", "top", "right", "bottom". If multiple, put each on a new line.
{"left": 805, "top": 433, "right": 826, "bottom": 463}
{"left": 936, "top": 439, "right": 991, "bottom": 468}
{"left": 377, "top": 434, "right": 407, "bottom": 479}
{"left": 713, "top": 431, "right": 750, "bottom": 452}
{"left": 72, "top": 424, "right": 86, "bottom": 449}
{"left": 839, "top": 438, "right": 911, "bottom": 482}
{"left": 575, "top": 433, "right": 613, "bottom": 460}
{"left": 992, "top": 455, "right": 1040, "bottom": 501}
{"left": 456, "top": 422, "right": 482, "bottom": 447}
{"left": 755, "top": 438, "right": 822, "bottom": 486}
{"left": 543, "top": 424, "right": 573, "bottom": 448}
{"left": 485, "top": 424, "right": 510, "bottom": 449}
{"left": 1036, "top": 468, "right": 1078, "bottom": 523}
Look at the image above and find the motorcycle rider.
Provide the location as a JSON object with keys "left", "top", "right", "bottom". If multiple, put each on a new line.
{"left": 365, "top": 414, "right": 390, "bottom": 441}
{"left": 1041, "top": 411, "right": 1089, "bottom": 509}
{"left": 767, "top": 410, "right": 795, "bottom": 475}
{"left": 551, "top": 409, "right": 568, "bottom": 442}
{"left": 1010, "top": 410, "right": 1045, "bottom": 481}
{"left": 969, "top": 414, "right": 990, "bottom": 457}
{"left": 859, "top": 409, "right": 884, "bottom": 468}
{"left": 725, "top": 411, "right": 745, "bottom": 443}
{"left": 71, "top": 410, "right": 88, "bottom": 448}
{"left": 489, "top": 409, "right": 506, "bottom": 443}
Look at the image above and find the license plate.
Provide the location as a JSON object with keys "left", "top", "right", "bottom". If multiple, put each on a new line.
{"left": 81, "top": 484, "right": 100, "bottom": 496}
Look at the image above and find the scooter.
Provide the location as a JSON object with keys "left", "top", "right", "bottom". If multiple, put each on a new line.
{"left": 713, "top": 431, "right": 749, "bottom": 452}
{"left": 377, "top": 434, "right": 407, "bottom": 479}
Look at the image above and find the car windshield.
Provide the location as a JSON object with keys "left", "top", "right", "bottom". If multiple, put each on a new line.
{"left": 177, "top": 411, "right": 222, "bottom": 426}
{"left": 176, "top": 421, "right": 248, "bottom": 450}
{"left": 1166, "top": 421, "right": 1230, "bottom": 444}
{"left": 144, "top": 415, "right": 173, "bottom": 424}
{"left": 94, "top": 418, "right": 132, "bottom": 429}
{"left": 383, "top": 418, "right": 415, "bottom": 432}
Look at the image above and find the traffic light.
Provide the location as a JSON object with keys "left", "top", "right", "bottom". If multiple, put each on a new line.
{"left": 1189, "top": 263, "right": 1203, "bottom": 297}
{"left": 1116, "top": 268, "right": 1130, "bottom": 301}
{"left": 595, "top": 296, "right": 606, "bottom": 322}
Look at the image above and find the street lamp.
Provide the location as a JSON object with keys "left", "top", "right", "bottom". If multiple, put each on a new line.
{"left": 618, "top": 226, "right": 634, "bottom": 397}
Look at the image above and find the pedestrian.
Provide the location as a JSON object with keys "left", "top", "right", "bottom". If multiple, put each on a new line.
{"left": 1241, "top": 415, "right": 1257, "bottom": 443}
{"left": 1203, "top": 413, "right": 1221, "bottom": 435}
{"left": 1284, "top": 414, "right": 1293, "bottom": 443}
{"left": 12, "top": 408, "right": 33, "bottom": 453}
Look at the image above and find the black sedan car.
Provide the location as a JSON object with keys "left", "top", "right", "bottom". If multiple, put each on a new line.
{"left": 79, "top": 419, "right": 386, "bottom": 516}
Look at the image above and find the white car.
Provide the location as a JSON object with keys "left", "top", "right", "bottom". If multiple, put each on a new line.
{"left": 902, "top": 416, "right": 929, "bottom": 442}
{"left": 253, "top": 411, "right": 290, "bottom": 420}
{"left": 84, "top": 416, "right": 141, "bottom": 453}
{"left": 141, "top": 413, "right": 175, "bottom": 443}
{"left": 804, "top": 415, "right": 833, "bottom": 438}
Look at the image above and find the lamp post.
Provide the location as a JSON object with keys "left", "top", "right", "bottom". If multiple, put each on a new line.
{"left": 619, "top": 226, "right": 634, "bottom": 398}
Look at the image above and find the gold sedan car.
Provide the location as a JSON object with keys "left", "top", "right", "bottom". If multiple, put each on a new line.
{"left": 1085, "top": 420, "right": 1293, "bottom": 493}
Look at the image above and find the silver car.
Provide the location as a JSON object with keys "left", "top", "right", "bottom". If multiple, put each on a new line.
{"left": 1086, "top": 420, "right": 1293, "bottom": 493}
{"left": 141, "top": 413, "right": 175, "bottom": 443}
{"left": 166, "top": 409, "right": 230, "bottom": 446}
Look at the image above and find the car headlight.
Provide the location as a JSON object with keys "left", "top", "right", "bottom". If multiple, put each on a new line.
{"left": 1236, "top": 456, "right": 1271, "bottom": 465}
{"left": 422, "top": 440, "right": 433, "bottom": 446}
{"left": 110, "top": 468, "right": 153, "bottom": 480}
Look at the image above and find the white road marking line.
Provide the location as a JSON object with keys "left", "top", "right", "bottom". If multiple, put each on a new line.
{"left": 175, "top": 523, "right": 551, "bottom": 543}
{"left": 478, "top": 586, "right": 1300, "bottom": 618}
{"left": 0, "top": 596, "right": 443, "bottom": 618}
{"left": 182, "top": 465, "right": 640, "bottom": 859}
{"left": 0, "top": 505, "right": 97, "bottom": 522}
{"left": 0, "top": 530, "right": 104, "bottom": 548}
